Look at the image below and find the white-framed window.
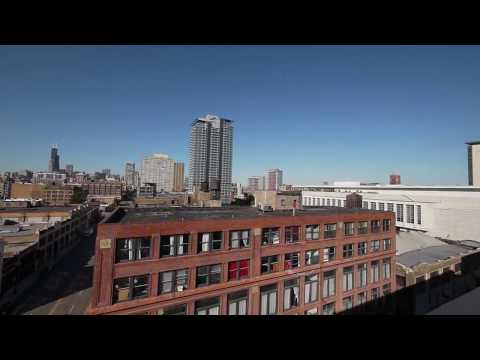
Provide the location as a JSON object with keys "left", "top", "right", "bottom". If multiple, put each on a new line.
{"left": 304, "top": 274, "right": 318, "bottom": 303}
{"left": 323, "top": 270, "right": 336, "bottom": 298}
{"left": 343, "top": 266, "right": 354, "bottom": 292}
{"left": 383, "top": 258, "right": 391, "bottom": 279}
{"left": 371, "top": 261, "right": 380, "bottom": 283}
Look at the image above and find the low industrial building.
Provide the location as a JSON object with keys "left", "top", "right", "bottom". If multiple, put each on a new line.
{"left": 88, "top": 206, "right": 396, "bottom": 315}
{"left": 253, "top": 191, "right": 302, "bottom": 211}
{"left": 299, "top": 184, "right": 480, "bottom": 241}
{"left": 136, "top": 192, "right": 188, "bottom": 208}
{"left": 82, "top": 181, "right": 125, "bottom": 204}
{"left": 0, "top": 204, "right": 100, "bottom": 311}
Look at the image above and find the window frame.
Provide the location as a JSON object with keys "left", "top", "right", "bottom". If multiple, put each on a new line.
{"left": 343, "top": 243, "right": 354, "bottom": 258}
{"left": 229, "top": 229, "right": 250, "bottom": 249}
{"left": 344, "top": 222, "right": 355, "bottom": 236}
{"left": 160, "top": 234, "right": 190, "bottom": 258}
{"left": 283, "top": 278, "right": 300, "bottom": 310}
{"left": 305, "top": 249, "right": 320, "bottom": 266}
{"left": 159, "top": 268, "right": 189, "bottom": 294}
{"left": 196, "top": 264, "right": 222, "bottom": 288}
{"left": 198, "top": 232, "right": 223, "bottom": 253}
{"left": 115, "top": 237, "right": 152, "bottom": 263}
{"left": 324, "top": 223, "right": 337, "bottom": 239}
{"left": 285, "top": 226, "right": 300, "bottom": 244}
{"left": 304, "top": 274, "right": 319, "bottom": 304}
{"left": 305, "top": 224, "right": 320, "bottom": 240}
{"left": 284, "top": 252, "right": 300, "bottom": 270}
{"left": 113, "top": 274, "right": 150, "bottom": 304}
{"left": 261, "top": 255, "right": 279, "bottom": 274}
{"left": 262, "top": 227, "right": 280, "bottom": 246}
{"left": 228, "top": 259, "right": 250, "bottom": 281}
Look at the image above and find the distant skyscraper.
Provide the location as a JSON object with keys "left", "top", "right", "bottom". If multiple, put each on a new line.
{"left": 125, "top": 162, "right": 136, "bottom": 187}
{"left": 248, "top": 176, "right": 264, "bottom": 191}
{"left": 389, "top": 174, "right": 401, "bottom": 185}
{"left": 140, "top": 154, "right": 175, "bottom": 192}
{"left": 65, "top": 164, "right": 74, "bottom": 177}
{"left": 466, "top": 140, "right": 480, "bottom": 186}
{"left": 267, "top": 169, "right": 283, "bottom": 191}
{"left": 173, "top": 162, "right": 185, "bottom": 192}
{"left": 48, "top": 145, "right": 60, "bottom": 172}
{"left": 188, "top": 114, "right": 233, "bottom": 204}
{"left": 102, "top": 168, "right": 111, "bottom": 178}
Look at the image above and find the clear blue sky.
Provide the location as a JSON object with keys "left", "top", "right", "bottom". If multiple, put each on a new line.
{"left": 1, "top": 45, "right": 479, "bottom": 186}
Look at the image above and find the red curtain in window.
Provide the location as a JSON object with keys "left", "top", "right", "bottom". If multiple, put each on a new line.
{"left": 228, "top": 261, "right": 239, "bottom": 280}
{"left": 285, "top": 259, "right": 292, "bottom": 270}
{"left": 239, "top": 260, "right": 249, "bottom": 278}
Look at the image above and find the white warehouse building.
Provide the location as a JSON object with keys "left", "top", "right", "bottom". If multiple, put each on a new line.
{"left": 298, "top": 184, "right": 480, "bottom": 242}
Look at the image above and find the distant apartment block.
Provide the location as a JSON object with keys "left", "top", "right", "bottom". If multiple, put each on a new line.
{"left": 88, "top": 206, "right": 395, "bottom": 315}
{"left": 140, "top": 154, "right": 175, "bottom": 192}
{"left": 466, "top": 140, "right": 480, "bottom": 186}
{"left": 125, "top": 162, "right": 136, "bottom": 188}
{"left": 267, "top": 169, "right": 283, "bottom": 191}
{"left": 65, "top": 164, "right": 74, "bottom": 178}
{"left": 173, "top": 162, "right": 185, "bottom": 192}
{"left": 188, "top": 114, "right": 233, "bottom": 204}
{"left": 33, "top": 172, "right": 66, "bottom": 185}
{"left": 389, "top": 174, "right": 401, "bottom": 185}
{"left": 48, "top": 145, "right": 60, "bottom": 173}
{"left": 248, "top": 176, "right": 264, "bottom": 192}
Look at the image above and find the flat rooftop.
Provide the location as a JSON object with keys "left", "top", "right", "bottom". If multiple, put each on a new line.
{"left": 397, "top": 244, "right": 472, "bottom": 269}
{"left": 106, "top": 206, "right": 387, "bottom": 225}
{"left": 0, "top": 206, "right": 75, "bottom": 213}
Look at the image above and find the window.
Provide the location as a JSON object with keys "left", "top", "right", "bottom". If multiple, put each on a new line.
{"left": 262, "top": 228, "right": 280, "bottom": 245}
{"left": 281, "top": 199, "right": 286, "bottom": 207}
{"left": 196, "top": 264, "right": 221, "bottom": 287}
{"left": 357, "top": 292, "right": 367, "bottom": 305}
{"left": 285, "top": 226, "right": 299, "bottom": 243}
{"left": 454, "top": 263, "right": 461, "bottom": 273}
{"left": 228, "top": 260, "right": 249, "bottom": 281}
{"left": 383, "top": 258, "right": 391, "bottom": 279}
{"left": 371, "top": 287, "right": 380, "bottom": 301}
{"left": 358, "top": 263, "right": 367, "bottom": 287}
{"left": 371, "top": 261, "right": 380, "bottom": 283}
{"left": 379, "top": 203, "right": 385, "bottom": 211}
{"left": 160, "top": 234, "right": 189, "bottom": 257}
{"left": 198, "top": 232, "right": 223, "bottom": 253}
{"left": 358, "top": 221, "right": 368, "bottom": 234}
{"left": 323, "top": 270, "right": 336, "bottom": 298}
{"left": 159, "top": 269, "right": 188, "bottom": 294}
{"left": 324, "top": 223, "right": 337, "bottom": 239}
{"left": 343, "top": 296, "right": 353, "bottom": 310}
{"left": 323, "top": 247, "right": 336, "bottom": 262}
{"left": 322, "top": 198, "right": 325, "bottom": 206}
{"left": 396, "top": 204, "right": 404, "bottom": 222}
{"left": 261, "top": 255, "right": 279, "bottom": 274}
{"left": 343, "top": 244, "right": 353, "bottom": 258}
{"left": 113, "top": 275, "right": 150, "bottom": 303}
{"left": 417, "top": 205, "right": 422, "bottom": 225}
{"left": 327, "top": 199, "right": 331, "bottom": 206}
{"left": 343, "top": 267, "right": 354, "bottom": 292}
{"left": 305, "top": 225, "right": 320, "bottom": 240}
{"left": 371, "top": 240, "right": 380, "bottom": 252}
{"left": 304, "top": 274, "right": 318, "bottom": 303}
{"left": 370, "top": 202, "right": 377, "bottom": 210}
{"left": 344, "top": 222, "right": 354, "bottom": 236}
{"left": 383, "top": 239, "right": 392, "bottom": 251}
{"left": 382, "top": 219, "right": 391, "bottom": 232}
{"left": 230, "top": 230, "right": 249, "bottom": 249}
{"left": 371, "top": 220, "right": 380, "bottom": 233}
{"left": 305, "top": 308, "right": 318, "bottom": 315}
{"left": 260, "top": 284, "right": 277, "bottom": 315}
{"left": 306, "top": 249, "right": 320, "bottom": 265}
{"left": 195, "top": 297, "right": 220, "bottom": 315}
{"left": 383, "top": 283, "right": 391, "bottom": 296}
{"left": 363, "top": 201, "right": 368, "bottom": 209}
{"left": 416, "top": 275, "right": 426, "bottom": 283}
{"left": 162, "top": 304, "right": 187, "bottom": 315}
{"left": 322, "top": 302, "right": 335, "bottom": 315}
{"left": 284, "top": 252, "right": 300, "bottom": 270}
{"left": 387, "top": 203, "right": 394, "bottom": 212}
{"left": 358, "top": 241, "right": 367, "bottom": 256}
{"left": 228, "top": 290, "right": 248, "bottom": 315}
{"left": 116, "top": 237, "right": 151, "bottom": 263}
{"left": 284, "top": 278, "right": 299, "bottom": 310}
{"left": 406, "top": 205, "right": 414, "bottom": 224}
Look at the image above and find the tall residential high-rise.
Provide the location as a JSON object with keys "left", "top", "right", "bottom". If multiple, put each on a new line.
{"left": 389, "top": 174, "right": 401, "bottom": 185}
{"left": 188, "top": 114, "right": 233, "bottom": 204}
{"left": 173, "top": 162, "right": 185, "bottom": 192}
{"left": 48, "top": 145, "right": 60, "bottom": 172}
{"left": 102, "top": 168, "right": 111, "bottom": 178}
{"left": 466, "top": 140, "right": 480, "bottom": 186}
{"left": 125, "top": 162, "right": 136, "bottom": 187}
{"left": 65, "top": 164, "right": 74, "bottom": 177}
{"left": 140, "top": 154, "right": 175, "bottom": 192}
{"left": 267, "top": 168, "right": 283, "bottom": 191}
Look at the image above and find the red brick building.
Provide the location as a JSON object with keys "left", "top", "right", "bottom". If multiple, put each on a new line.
{"left": 88, "top": 207, "right": 396, "bottom": 315}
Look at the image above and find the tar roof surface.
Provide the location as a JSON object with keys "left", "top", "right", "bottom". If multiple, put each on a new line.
{"left": 109, "top": 206, "right": 386, "bottom": 225}
{"left": 396, "top": 245, "right": 470, "bottom": 268}
{"left": 0, "top": 206, "right": 75, "bottom": 213}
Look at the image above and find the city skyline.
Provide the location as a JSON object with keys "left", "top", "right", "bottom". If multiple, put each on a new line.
{"left": 2, "top": 46, "right": 480, "bottom": 185}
